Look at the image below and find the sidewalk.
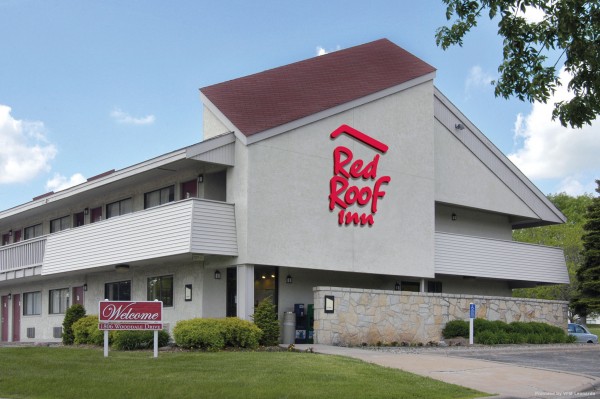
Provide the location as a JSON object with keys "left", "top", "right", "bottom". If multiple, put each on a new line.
{"left": 291, "top": 344, "right": 600, "bottom": 399}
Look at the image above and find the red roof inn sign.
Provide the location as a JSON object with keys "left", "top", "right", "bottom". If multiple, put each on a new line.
{"left": 329, "top": 125, "right": 391, "bottom": 226}
{"left": 98, "top": 300, "right": 163, "bottom": 357}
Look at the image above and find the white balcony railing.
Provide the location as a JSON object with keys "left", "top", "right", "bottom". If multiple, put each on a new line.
{"left": 435, "top": 231, "right": 569, "bottom": 284}
{"left": 1, "top": 198, "right": 237, "bottom": 278}
{"left": 0, "top": 236, "right": 46, "bottom": 272}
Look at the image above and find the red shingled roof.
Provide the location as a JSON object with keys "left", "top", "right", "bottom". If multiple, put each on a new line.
{"left": 200, "top": 39, "right": 436, "bottom": 137}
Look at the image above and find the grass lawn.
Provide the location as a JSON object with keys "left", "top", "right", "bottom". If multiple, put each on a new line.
{"left": 0, "top": 347, "right": 486, "bottom": 399}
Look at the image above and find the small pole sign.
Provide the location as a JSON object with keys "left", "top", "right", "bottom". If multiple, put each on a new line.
{"left": 98, "top": 300, "right": 163, "bottom": 358}
{"left": 469, "top": 303, "right": 475, "bottom": 345}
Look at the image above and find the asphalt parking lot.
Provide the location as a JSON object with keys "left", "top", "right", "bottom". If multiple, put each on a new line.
{"left": 446, "top": 344, "right": 600, "bottom": 378}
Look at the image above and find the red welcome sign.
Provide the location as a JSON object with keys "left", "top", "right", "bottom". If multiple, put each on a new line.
{"left": 98, "top": 301, "right": 162, "bottom": 330}
{"left": 329, "top": 124, "right": 391, "bottom": 226}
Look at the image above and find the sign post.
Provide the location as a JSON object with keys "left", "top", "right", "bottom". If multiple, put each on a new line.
{"left": 98, "top": 300, "right": 163, "bottom": 358}
{"left": 469, "top": 303, "right": 475, "bottom": 345}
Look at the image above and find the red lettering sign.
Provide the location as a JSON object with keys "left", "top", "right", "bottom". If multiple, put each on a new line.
{"left": 329, "top": 125, "right": 391, "bottom": 226}
{"left": 98, "top": 301, "right": 162, "bottom": 326}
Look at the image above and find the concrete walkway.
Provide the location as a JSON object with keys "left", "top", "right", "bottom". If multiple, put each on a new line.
{"left": 292, "top": 344, "right": 600, "bottom": 399}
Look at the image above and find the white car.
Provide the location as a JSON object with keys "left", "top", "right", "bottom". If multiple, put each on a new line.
{"left": 568, "top": 323, "right": 598, "bottom": 344}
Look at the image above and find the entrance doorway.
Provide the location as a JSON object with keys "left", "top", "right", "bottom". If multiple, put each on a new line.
{"left": 226, "top": 268, "right": 237, "bottom": 317}
{"left": 72, "top": 286, "right": 84, "bottom": 306}
{"left": 1, "top": 296, "right": 8, "bottom": 341}
{"left": 12, "top": 294, "right": 20, "bottom": 342}
{"left": 254, "top": 266, "right": 278, "bottom": 310}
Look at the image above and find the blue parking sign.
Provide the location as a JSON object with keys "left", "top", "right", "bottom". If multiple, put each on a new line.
{"left": 469, "top": 303, "right": 476, "bottom": 319}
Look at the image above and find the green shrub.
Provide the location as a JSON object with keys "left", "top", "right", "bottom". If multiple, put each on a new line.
{"left": 173, "top": 317, "right": 264, "bottom": 351}
{"left": 221, "top": 317, "right": 262, "bottom": 349}
{"left": 72, "top": 315, "right": 108, "bottom": 345}
{"left": 444, "top": 318, "right": 573, "bottom": 345}
{"left": 112, "top": 330, "right": 170, "bottom": 350}
{"left": 442, "top": 320, "right": 469, "bottom": 338}
{"left": 173, "top": 318, "right": 226, "bottom": 351}
{"left": 253, "top": 297, "right": 280, "bottom": 346}
{"left": 62, "top": 304, "right": 86, "bottom": 345}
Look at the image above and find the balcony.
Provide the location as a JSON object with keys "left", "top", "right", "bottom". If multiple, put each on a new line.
{"left": 0, "top": 198, "right": 237, "bottom": 280}
{"left": 435, "top": 231, "right": 569, "bottom": 284}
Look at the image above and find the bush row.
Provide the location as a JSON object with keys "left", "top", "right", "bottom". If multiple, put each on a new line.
{"left": 173, "top": 317, "right": 262, "bottom": 351}
{"left": 442, "top": 319, "right": 575, "bottom": 344}
{"left": 71, "top": 315, "right": 170, "bottom": 349}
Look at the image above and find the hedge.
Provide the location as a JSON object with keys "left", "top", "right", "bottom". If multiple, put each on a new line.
{"left": 173, "top": 317, "right": 262, "bottom": 350}
{"left": 442, "top": 319, "right": 575, "bottom": 344}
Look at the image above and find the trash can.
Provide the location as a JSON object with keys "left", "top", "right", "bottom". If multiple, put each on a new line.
{"left": 282, "top": 312, "right": 295, "bottom": 345}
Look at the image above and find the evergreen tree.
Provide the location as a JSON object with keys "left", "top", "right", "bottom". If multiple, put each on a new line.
{"left": 573, "top": 179, "right": 600, "bottom": 319}
{"left": 252, "top": 297, "right": 280, "bottom": 346}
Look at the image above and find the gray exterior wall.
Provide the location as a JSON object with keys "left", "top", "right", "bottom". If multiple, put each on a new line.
{"left": 236, "top": 81, "right": 436, "bottom": 278}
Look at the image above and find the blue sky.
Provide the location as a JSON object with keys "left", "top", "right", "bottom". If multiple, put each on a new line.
{"left": 1, "top": 1, "right": 598, "bottom": 211}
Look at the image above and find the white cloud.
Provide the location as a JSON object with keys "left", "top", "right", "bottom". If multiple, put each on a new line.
{"left": 110, "top": 108, "right": 155, "bottom": 125}
{"left": 316, "top": 45, "right": 341, "bottom": 56}
{"left": 508, "top": 68, "right": 600, "bottom": 193}
{"left": 45, "top": 172, "right": 86, "bottom": 192}
{"left": 512, "top": 5, "right": 546, "bottom": 23}
{"left": 555, "top": 175, "right": 597, "bottom": 196}
{"left": 0, "top": 104, "right": 57, "bottom": 184}
{"left": 465, "top": 65, "right": 495, "bottom": 93}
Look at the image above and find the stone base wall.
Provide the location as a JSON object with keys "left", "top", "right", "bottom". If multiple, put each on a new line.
{"left": 313, "top": 286, "right": 568, "bottom": 346}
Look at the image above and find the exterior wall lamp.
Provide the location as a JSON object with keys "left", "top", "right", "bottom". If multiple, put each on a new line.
{"left": 115, "top": 264, "right": 130, "bottom": 273}
{"left": 286, "top": 275, "right": 293, "bottom": 284}
{"left": 214, "top": 270, "right": 221, "bottom": 280}
{"left": 198, "top": 174, "right": 204, "bottom": 183}
{"left": 7, "top": 293, "right": 11, "bottom": 300}
{"left": 84, "top": 208, "right": 89, "bottom": 215}
{"left": 451, "top": 213, "right": 457, "bottom": 221}
{"left": 83, "top": 284, "right": 88, "bottom": 291}
{"left": 8, "top": 229, "right": 12, "bottom": 237}
{"left": 394, "top": 282, "right": 400, "bottom": 291}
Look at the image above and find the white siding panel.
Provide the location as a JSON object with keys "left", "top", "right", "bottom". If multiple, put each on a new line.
{"left": 190, "top": 200, "right": 238, "bottom": 256}
{"left": 42, "top": 199, "right": 238, "bottom": 274}
{"left": 435, "top": 232, "right": 569, "bottom": 284}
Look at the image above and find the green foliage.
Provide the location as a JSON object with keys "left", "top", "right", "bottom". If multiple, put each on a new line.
{"left": 112, "top": 330, "right": 170, "bottom": 350}
{"left": 72, "top": 315, "right": 106, "bottom": 345}
{"left": 573, "top": 180, "right": 600, "bottom": 317}
{"left": 441, "top": 319, "right": 573, "bottom": 344}
{"left": 442, "top": 320, "right": 469, "bottom": 338}
{"left": 252, "top": 296, "right": 280, "bottom": 346}
{"left": 173, "top": 318, "right": 262, "bottom": 351}
{"left": 436, "top": 0, "right": 600, "bottom": 128}
{"left": 62, "top": 304, "right": 86, "bottom": 345}
{"left": 220, "top": 317, "right": 262, "bottom": 349}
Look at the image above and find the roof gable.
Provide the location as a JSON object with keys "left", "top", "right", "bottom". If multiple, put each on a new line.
{"left": 200, "top": 39, "right": 436, "bottom": 138}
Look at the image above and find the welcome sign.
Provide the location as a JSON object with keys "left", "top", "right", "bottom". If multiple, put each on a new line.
{"left": 328, "top": 124, "right": 391, "bottom": 226}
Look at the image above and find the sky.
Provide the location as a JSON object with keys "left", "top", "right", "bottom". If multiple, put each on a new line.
{"left": 1, "top": 1, "right": 599, "bottom": 211}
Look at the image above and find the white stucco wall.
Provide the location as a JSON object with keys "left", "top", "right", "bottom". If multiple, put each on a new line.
{"left": 434, "top": 119, "right": 538, "bottom": 219}
{"left": 435, "top": 203, "right": 512, "bottom": 240}
{"left": 239, "top": 82, "right": 435, "bottom": 278}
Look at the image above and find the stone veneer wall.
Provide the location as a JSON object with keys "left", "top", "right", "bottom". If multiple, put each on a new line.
{"left": 313, "top": 286, "right": 568, "bottom": 345}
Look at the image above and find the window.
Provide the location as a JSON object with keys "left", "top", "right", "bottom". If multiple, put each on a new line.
{"left": 401, "top": 281, "right": 420, "bottom": 292}
{"left": 23, "top": 291, "right": 41, "bottom": 315}
{"left": 427, "top": 281, "right": 442, "bottom": 293}
{"left": 49, "top": 288, "right": 69, "bottom": 314}
{"left": 105, "top": 280, "right": 131, "bottom": 301}
{"left": 90, "top": 206, "right": 102, "bottom": 223}
{"left": 144, "top": 186, "right": 175, "bottom": 209}
{"left": 106, "top": 198, "right": 133, "bottom": 219}
{"left": 24, "top": 224, "right": 43, "bottom": 240}
{"left": 50, "top": 215, "right": 71, "bottom": 233}
{"left": 147, "top": 275, "right": 173, "bottom": 307}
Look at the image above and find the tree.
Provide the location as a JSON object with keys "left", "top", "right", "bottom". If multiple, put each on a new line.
{"left": 62, "top": 304, "right": 86, "bottom": 345}
{"left": 572, "top": 180, "right": 600, "bottom": 319}
{"left": 436, "top": 0, "right": 600, "bottom": 128}
{"left": 513, "top": 192, "right": 593, "bottom": 320}
{"left": 252, "top": 297, "right": 280, "bottom": 346}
